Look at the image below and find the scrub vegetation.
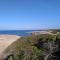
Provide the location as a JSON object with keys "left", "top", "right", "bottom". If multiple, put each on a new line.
{"left": 1, "top": 30, "right": 60, "bottom": 60}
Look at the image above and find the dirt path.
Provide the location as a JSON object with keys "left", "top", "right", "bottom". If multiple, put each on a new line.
{"left": 0, "top": 35, "right": 20, "bottom": 55}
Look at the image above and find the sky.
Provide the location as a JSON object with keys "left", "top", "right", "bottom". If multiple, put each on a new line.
{"left": 0, "top": 0, "right": 60, "bottom": 30}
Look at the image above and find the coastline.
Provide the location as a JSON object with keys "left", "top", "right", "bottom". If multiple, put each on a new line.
{"left": 27, "top": 30, "right": 53, "bottom": 35}
{"left": 0, "top": 35, "right": 21, "bottom": 56}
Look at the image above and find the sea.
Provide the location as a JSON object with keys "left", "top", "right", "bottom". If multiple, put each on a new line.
{"left": 0, "top": 30, "right": 40, "bottom": 36}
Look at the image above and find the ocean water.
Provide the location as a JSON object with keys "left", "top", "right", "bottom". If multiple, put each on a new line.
{"left": 0, "top": 30, "right": 39, "bottom": 36}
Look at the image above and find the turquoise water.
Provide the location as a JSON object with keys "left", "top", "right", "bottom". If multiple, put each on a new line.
{"left": 0, "top": 30, "right": 39, "bottom": 36}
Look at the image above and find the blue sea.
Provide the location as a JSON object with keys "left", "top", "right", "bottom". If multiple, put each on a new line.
{"left": 0, "top": 30, "right": 39, "bottom": 36}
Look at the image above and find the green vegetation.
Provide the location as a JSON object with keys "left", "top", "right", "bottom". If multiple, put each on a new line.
{"left": 2, "top": 31, "right": 60, "bottom": 60}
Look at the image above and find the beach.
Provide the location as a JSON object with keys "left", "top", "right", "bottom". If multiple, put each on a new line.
{"left": 0, "top": 35, "right": 20, "bottom": 56}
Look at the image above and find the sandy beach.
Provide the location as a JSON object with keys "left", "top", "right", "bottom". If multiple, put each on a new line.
{"left": 0, "top": 35, "right": 20, "bottom": 55}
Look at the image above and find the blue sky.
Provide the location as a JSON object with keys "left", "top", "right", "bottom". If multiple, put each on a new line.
{"left": 0, "top": 0, "right": 60, "bottom": 30}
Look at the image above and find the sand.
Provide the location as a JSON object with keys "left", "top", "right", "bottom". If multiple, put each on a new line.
{"left": 0, "top": 35, "right": 20, "bottom": 55}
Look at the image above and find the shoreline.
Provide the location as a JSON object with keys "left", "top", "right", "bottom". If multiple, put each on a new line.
{"left": 0, "top": 35, "right": 21, "bottom": 56}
